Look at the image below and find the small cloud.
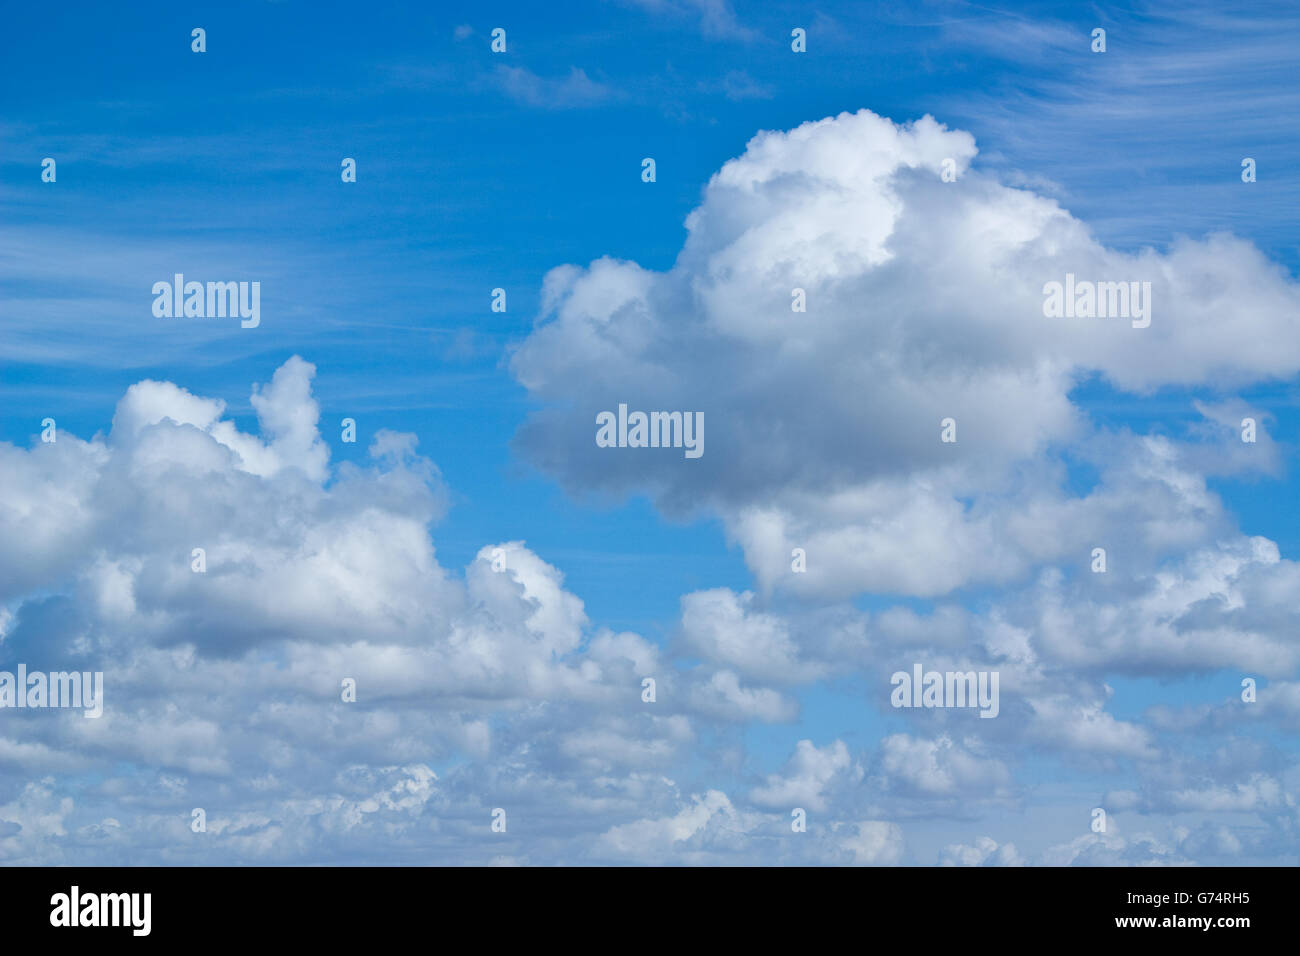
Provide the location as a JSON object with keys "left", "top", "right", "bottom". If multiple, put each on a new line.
{"left": 432, "top": 327, "right": 496, "bottom": 363}
{"left": 687, "top": 0, "right": 754, "bottom": 40}
{"left": 494, "top": 65, "right": 614, "bottom": 109}
{"left": 939, "top": 16, "right": 1081, "bottom": 64}
{"left": 700, "top": 70, "right": 774, "bottom": 101}
{"left": 939, "top": 836, "right": 1024, "bottom": 866}
{"left": 453, "top": 24, "right": 474, "bottom": 41}
{"left": 809, "top": 11, "right": 845, "bottom": 43}
{"left": 624, "top": 0, "right": 756, "bottom": 41}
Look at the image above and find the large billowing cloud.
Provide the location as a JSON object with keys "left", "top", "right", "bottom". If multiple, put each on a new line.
{"left": 510, "top": 109, "right": 1300, "bottom": 602}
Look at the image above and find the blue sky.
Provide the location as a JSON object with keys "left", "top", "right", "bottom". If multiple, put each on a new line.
{"left": 2, "top": 0, "right": 1299, "bottom": 865}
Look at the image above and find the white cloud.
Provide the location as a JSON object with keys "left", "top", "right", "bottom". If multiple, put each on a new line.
{"left": 878, "top": 734, "right": 1012, "bottom": 798}
{"left": 677, "top": 588, "right": 824, "bottom": 681}
{"left": 837, "top": 820, "right": 905, "bottom": 865}
{"left": 509, "top": 109, "right": 1300, "bottom": 605}
{"left": 939, "top": 835, "right": 1024, "bottom": 866}
{"left": 493, "top": 66, "right": 613, "bottom": 109}
{"left": 750, "top": 739, "right": 853, "bottom": 812}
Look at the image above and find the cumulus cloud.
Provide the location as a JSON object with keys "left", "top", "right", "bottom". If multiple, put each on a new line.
{"left": 750, "top": 739, "right": 854, "bottom": 812}
{"left": 877, "top": 734, "right": 1012, "bottom": 799}
{"left": 597, "top": 789, "right": 749, "bottom": 860}
{"left": 509, "top": 109, "right": 1300, "bottom": 605}
{"left": 677, "top": 588, "right": 824, "bottom": 681}
{"left": 837, "top": 820, "right": 905, "bottom": 865}
{"left": 939, "top": 836, "right": 1024, "bottom": 866}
